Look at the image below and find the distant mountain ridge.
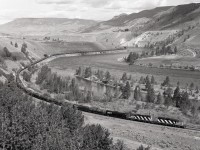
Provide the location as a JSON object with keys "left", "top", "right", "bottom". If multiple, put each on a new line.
{"left": 83, "top": 3, "right": 200, "bottom": 33}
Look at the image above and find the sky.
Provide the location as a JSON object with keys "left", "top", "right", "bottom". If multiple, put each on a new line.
{"left": 0, "top": 0, "right": 200, "bottom": 24}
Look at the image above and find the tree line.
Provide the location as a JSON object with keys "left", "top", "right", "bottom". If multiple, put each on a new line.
{"left": 0, "top": 71, "right": 152, "bottom": 150}
{"left": 126, "top": 45, "right": 178, "bottom": 64}
{"left": 0, "top": 79, "right": 136, "bottom": 150}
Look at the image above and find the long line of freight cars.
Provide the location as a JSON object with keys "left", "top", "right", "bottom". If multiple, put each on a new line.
{"left": 16, "top": 48, "right": 186, "bottom": 129}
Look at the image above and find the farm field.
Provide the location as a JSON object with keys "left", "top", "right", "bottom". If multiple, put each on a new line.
{"left": 48, "top": 52, "right": 200, "bottom": 87}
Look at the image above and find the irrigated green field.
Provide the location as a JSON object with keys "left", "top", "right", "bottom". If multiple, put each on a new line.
{"left": 49, "top": 52, "right": 200, "bottom": 87}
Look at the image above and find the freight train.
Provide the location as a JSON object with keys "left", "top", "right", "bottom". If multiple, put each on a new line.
{"left": 16, "top": 50, "right": 186, "bottom": 129}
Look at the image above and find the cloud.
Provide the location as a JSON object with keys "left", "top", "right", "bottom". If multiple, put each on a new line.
{"left": 160, "top": 0, "right": 200, "bottom": 6}
{"left": 36, "top": 0, "right": 75, "bottom": 4}
{"left": 0, "top": 0, "right": 200, "bottom": 24}
{"left": 81, "top": 0, "right": 112, "bottom": 8}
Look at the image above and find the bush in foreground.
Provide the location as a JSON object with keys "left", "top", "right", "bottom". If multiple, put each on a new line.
{"left": 0, "top": 83, "right": 129, "bottom": 150}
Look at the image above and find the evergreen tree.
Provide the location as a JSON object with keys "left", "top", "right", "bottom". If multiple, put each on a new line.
{"left": 180, "top": 92, "right": 191, "bottom": 114}
{"left": 36, "top": 65, "right": 51, "bottom": 84}
{"left": 15, "top": 42, "right": 18, "bottom": 48}
{"left": 166, "top": 46, "right": 172, "bottom": 54}
{"left": 139, "top": 76, "right": 145, "bottom": 84}
{"left": 84, "top": 67, "right": 92, "bottom": 78}
{"left": 105, "top": 87, "right": 112, "bottom": 101}
{"left": 126, "top": 52, "right": 139, "bottom": 64}
{"left": 121, "top": 81, "right": 131, "bottom": 99}
{"left": 173, "top": 86, "right": 181, "bottom": 107}
{"left": 137, "top": 145, "right": 151, "bottom": 150}
{"left": 189, "top": 82, "right": 194, "bottom": 94}
{"left": 151, "top": 76, "right": 155, "bottom": 84}
{"left": 85, "top": 91, "right": 92, "bottom": 103}
{"left": 3, "top": 47, "right": 12, "bottom": 57}
{"left": 174, "top": 46, "right": 178, "bottom": 54}
{"left": 156, "top": 92, "right": 162, "bottom": 104}
{"left": 22, "top": 71, "right": 31, "bottom": 82}
{"left": 105, "top": 71, "right": 111, "bottom": 82}
{"left": 134, "top": 85, "right": 141, "bottom": 101}
{"left": 162, "top": 76, "right": 170, "bottom": 86}
{"left": 96, "top": 69, "right": 104, "bottom": 80}
{"left": 21, "top": 45, "right": 26, "bottom": 54}
{"left": 145, "top": 76, "right": 151, "bottom": 90}
{"left": 191, "top": 106, "right": 196, "bottom": 117}
{"left": 76, "top": 66, "right": 82, "bottom": 76}
{"left": 150, "top": 51, "right": 154, "bottom": 56}
{"left": 121, "top": 72, "right": 128, "bottom": 82}
{"left": 161, "top": 45, "right": 166, "bottom": 55}
{"left": 146, "top": 86, "right": 155, "bottom": 103}
{"left": 156, "top": 46, "right": 160, "bottom": 56}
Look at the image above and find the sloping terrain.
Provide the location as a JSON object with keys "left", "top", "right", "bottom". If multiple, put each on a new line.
{"left": 84, "top": 112, "right": 200, "bottom": 150}
{"left": 84, "top": 3, "right": 200, "bottom": 33}
{"left": 83, "top": 6, "right": 172, "bottom": 32}
{"left": 0, "top": 18, "right": 98, "bottom": 36}
{"left": 83, "top": 3, "right": 200, "bottom": 52}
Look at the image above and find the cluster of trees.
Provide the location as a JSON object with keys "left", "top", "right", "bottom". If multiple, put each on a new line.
{"left": 137, "top": 75, "right": 197, "bottom": 115}
{"left": 76, "top": 67, "right": 114, "bottom": 84}
{"left": 10, "top": 41, "right": 18, "bottom": 48}
{"left": 36, "top": 65, "right": 71, "bottom": 93}
{"left": 22, "top": 71, "right": 31, "bottom": 82}
{"left": 0, "top": 82, "right": 131, "bottom": 150}
{"left": 43, "top": 36, "right": 50, "bottom": 40}
{"left": 1, "top": 47, "right": 17, "bottom": 61}
{"left": 21, "top": 43, "right": 28, "bottom": 55}
{"left": 2, "top": 47, "right": 12, "bottom": 58}
{"left": 154, "top": 45, "right": 178, "bottom": 56}
{"left": 126, "top": 46, "right": 178, "bottom": 65}
{"left": 125, "top": 52, "right": 139, "bottom": 64}
{"left": 36, "top": 66, "right": 92, "bottom": 103}
{"left": 38, "top": 65, "right": 198, "bottom": 117}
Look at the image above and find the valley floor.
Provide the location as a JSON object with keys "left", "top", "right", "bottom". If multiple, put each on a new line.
{"left": 48, "top": 52, "right": 200, "bottom": 87}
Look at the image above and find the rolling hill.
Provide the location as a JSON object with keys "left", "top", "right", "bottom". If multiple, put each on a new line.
{"left": 84, "top": 3, "right": 200, "bottom": 33}
{"left": 0, "top": 3, "right": 200, "bottom": 53}
{"left": 0, "top": 18, "right": 98, "bottom": 36}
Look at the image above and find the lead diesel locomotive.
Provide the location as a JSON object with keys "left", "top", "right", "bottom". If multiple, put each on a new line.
{"left": 75, "top": 104, "right": 185, "bottom": 128}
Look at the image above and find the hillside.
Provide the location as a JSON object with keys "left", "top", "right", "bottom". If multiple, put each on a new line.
{"left": 0, "top": 18, "right": 98, "bottom": 36}
{"left": 0, "top": 3, "right": 200, "bottom": 53}
{"left": 83, "top": 6, "right": 172, "bottom": 32}
{"left": 82, "top": 3, "right": 200, "bottom": 53}
{"left": 84, "top": 3, "right": 200, "bottom": 33}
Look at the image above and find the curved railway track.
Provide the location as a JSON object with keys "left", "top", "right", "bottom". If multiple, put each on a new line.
{"left": 15, "top": 48, "right": 200, "bottom": 132}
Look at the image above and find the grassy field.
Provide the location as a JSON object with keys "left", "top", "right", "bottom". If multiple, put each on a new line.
{"left": 39, "top": 41, "right": 102, "bottom": 54}
{"left": 26, "top": 40, "right": 104, "bottom": 56}
{"left": 136, "top": 55, "right": 200, "bottom": 68}
{"left": 49, "top": 52, "right": 200, "bottom": 87}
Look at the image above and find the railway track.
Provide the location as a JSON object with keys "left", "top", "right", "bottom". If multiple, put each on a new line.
{"left": 15, "top": 48, "right": 200, "bottom": 131}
